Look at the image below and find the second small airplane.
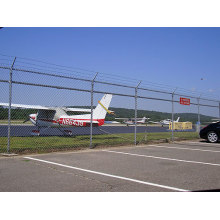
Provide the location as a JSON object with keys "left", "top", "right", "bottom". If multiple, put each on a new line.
{"left": 115, "top": 117, "right": 150, "bottom": 126}
{"left": 149, "top": 117, "right": 180, "bottom": 127}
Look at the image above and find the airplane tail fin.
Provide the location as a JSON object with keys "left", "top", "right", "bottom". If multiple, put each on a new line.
{"left": 142, "top": 117, "right": 146, "bottom": 123}
{"left": 93, "top": 94, "right": 113, "bottom": 120}
{"left": 176, "top": 117, "right": 180, "bottom": 122}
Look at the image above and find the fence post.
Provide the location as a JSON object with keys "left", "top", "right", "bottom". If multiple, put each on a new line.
{"left": 171, "top": 88, "right": 177, "bottom": 142}
{"left": 90, "top": 72, "right": 98, "bottom": 149}
{"left": 219, "top": 102, "right": 220, "bottom": 121}
{"left": 7, "top": 57, "right": 16, "bottom": 154}
{"left": 197, "top": 95, "right": 201, "bottom": 133}
{"left": 134, "top": 81, "right": 141, "bottom": 146}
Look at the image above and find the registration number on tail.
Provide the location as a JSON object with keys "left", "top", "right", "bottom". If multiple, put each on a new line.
{"left": 60, "top": 118, "right": 84, "bottom": 126}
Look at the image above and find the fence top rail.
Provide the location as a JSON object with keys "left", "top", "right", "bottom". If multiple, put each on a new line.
{"left": 0, "top": 79, "right": 216, "bottom": 108}
{"left": 0, "top": 65, "right": 220, "bottom": 103}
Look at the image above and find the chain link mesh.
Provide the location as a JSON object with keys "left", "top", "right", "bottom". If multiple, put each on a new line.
{"left": 0, "top": 58, "right": 219, "bottom": 154}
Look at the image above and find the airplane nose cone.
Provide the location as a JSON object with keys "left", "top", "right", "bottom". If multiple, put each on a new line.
{"left": 23, "top": 114, "right": 36, "bottom": 123}
{"left": 28, "top": 114, "right": 37, "bottom": 125}
{"left": 29, "top": 114, "right": 36, "bottom": 120}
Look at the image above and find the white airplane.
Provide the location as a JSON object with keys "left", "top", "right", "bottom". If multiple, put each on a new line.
{"left": 115, "top": 117, "right": 150, "bottom": 126}
{"left": 212, "top": 118, "right": 220, "bottom": 122}
{"left": 0, "top": 94, "right": 113, "bottom": 136}
{"left": 149, "top": 117, "right": 180, "bottom": 127}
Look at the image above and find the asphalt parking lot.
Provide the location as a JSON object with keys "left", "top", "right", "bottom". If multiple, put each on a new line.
{"left": 0, "top": 140, "right": 220, "bottom": 192}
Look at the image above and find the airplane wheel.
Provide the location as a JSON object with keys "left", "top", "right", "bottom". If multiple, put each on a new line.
{"left": 64, "top": 130, "right": 73, "bottom": 136}
{"left": 31, "top": 130, "right": 40, "bottom": 136}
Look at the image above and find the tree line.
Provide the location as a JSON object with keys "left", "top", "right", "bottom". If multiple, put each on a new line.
{"left": 0, "top": 106, "right": 213, "bottom": 124}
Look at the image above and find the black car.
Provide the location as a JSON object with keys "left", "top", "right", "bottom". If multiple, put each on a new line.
{"left": 199, "top": 122, "right": 220, "bottom": 143}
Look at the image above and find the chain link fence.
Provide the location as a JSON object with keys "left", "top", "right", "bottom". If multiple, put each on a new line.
{"left": 0, "top": 56, "right": 220, "bottom": 154}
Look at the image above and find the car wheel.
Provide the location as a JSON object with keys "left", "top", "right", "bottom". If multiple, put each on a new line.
{"left": 207, "top": 131, "right": 219, "bottom": 143}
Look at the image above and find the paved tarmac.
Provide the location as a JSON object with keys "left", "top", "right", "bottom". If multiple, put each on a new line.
{"left": 0, "top": 125, "right": 194, "bottom": 137}
{"left": 0, "top": 141, "right": 219, "bottom": 192}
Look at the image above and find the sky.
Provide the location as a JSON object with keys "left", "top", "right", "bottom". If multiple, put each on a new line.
{"left": 0, "top": 27, "right": 220, "bottom": 116}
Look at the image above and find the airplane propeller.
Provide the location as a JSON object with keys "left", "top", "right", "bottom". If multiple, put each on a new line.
{"left": 23, "top": 117, "right": 30, "bottom": 123}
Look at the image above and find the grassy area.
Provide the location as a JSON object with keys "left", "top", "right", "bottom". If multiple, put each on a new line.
{"left": 0, "top": 132, "right": 199, "bottom": 154}
{"left": 0, "top": 120, "right": 32, "bottom": 125}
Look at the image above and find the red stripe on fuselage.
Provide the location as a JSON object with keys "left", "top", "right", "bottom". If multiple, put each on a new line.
{"left": 35, "top": 118, "right": 105, "bottom": 127}
{"left": 59, "top": 118, "right": 105, "bottom": 127}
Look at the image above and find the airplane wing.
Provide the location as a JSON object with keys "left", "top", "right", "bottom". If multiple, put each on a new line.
{"left": 0, "top": 103, "right": 93, "bottom": 112}
{"left": 0, "top": 102, "right": 54, "bottom": 110}
{"left": 148, "top": 121, "right": 160, "bottom": 124}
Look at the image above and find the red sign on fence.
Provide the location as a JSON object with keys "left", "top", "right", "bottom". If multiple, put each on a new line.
{"left": 180, "top": 97, "right": 190, "bottom": 105}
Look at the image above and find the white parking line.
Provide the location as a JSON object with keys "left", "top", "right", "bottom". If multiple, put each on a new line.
{"left": 147, "top": 145, "right": 220, "bottom": 153}
{"left": 24, "top": 156, "right": 187, "bottom": 192}
{"left": 102, "top": 150, "right": 220, "bottom": 167}
{"left": 182, "top": 142, "right": 220, "bottom": 146}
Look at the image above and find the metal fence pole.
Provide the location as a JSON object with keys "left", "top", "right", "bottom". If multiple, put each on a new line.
{"left": 171, "top": 94, "right": 174, "bottom": 142}
{"left": 197, "top": 96, "right": 201, "bottom": 133}
{"left": 134, "top": 81, "right": 141, "bottom": 145}
{"left": 219, "top": 102, "right": 220, "bottom": 121}
{"left": 90, "top": 72, "right": 98, "bottom": 149}
{"left": 171, "top": 88, "right": 177, "bottom": 142}
{"left": 7, "top": 57, "right": 16, "bottom": 154}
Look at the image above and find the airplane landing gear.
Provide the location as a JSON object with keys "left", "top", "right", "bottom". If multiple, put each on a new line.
{"left": 64, "top": 130, "right": 73, "bottom": 136}
{"left": 31, "top": 127, "right": 48, "bottom": 136}
{"left": 58, "top": 128, "right": 74, "bottom": 136}
{"left": 31, "top": 130, "right": 40, "bottom": 136}
{"left": 31, "top": 127, "right": 74, "bottom": 137}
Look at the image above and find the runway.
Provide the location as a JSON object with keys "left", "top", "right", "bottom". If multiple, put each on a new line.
{"left": 0, "top": 125, "right": 194, "bottom": 137}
